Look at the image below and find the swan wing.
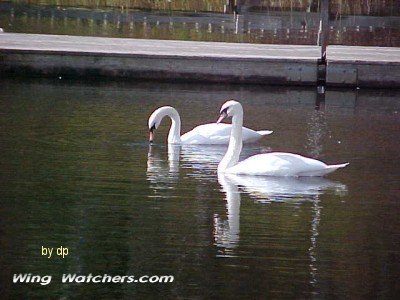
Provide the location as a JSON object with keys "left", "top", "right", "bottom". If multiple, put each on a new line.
{"left": 227, "top": 152, "right": 347, "bottom": 176}
{"left": 181, "top": 123, "right": 271, "bottom": 144}
{"left": 181, "top": 123, "right": 230, "bottom": 144}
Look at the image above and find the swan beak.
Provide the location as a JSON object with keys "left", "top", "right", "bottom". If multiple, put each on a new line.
{"left": 149, "top": 130, "right": 154, "bottom": 143}
{"left": 216, "top": 112, "right": 227, "bottom": 124}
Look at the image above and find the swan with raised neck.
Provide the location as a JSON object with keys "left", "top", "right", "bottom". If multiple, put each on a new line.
{"left": 217, "top": 100, "right": 349, "bottom": 176}
{"left": 217, "top": 100, "right": 244, "bottom": 172}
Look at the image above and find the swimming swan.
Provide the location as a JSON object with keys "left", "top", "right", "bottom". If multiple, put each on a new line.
{"left": 216, "top": 100, "right": 349, "bottom": 176}
{"left": 148, "top": 106, "right": 272, "bottom": 144}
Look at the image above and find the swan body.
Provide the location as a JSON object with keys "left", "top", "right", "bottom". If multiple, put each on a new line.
{"left": 224, "top": 152, "right": 349, "bottom": 176}
{"left": 217, "top": 100, "right": 349, "bottom": 176}
{"left": 148, "top": 106, "right": 272, "bottom": 144}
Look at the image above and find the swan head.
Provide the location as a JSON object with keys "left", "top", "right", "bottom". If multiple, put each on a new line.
{"left": 148, "top": 106, "right": 169, "bottom": 143}
{"left": 217, "top": 100, "right": 242, "bottom": 123}
{"left": 148, "top": 106, "right": 181, "bottom": 143}
{"left": 148, "top": 116, "right": 159, "bottom": 144}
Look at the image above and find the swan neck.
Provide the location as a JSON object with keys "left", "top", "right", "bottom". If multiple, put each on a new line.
{"left": 218, "top": 110, "right": 243, "bottom": 173}
{"left": 166, "top": 108, "right": 182, "bottom": 144}
{"left": 231, "top": 113, "right": 243, "bottom": 141}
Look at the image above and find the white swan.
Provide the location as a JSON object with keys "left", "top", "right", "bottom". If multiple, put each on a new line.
{"left": 217, "top": 100, "right": 349, "bottom": 176}
{"left": 148, "top": 106, "right": 272, "bottom": 144}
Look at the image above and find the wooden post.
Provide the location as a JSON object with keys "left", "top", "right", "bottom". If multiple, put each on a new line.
{"left": 226, "top": 0, "right": 235, "bottom": 13}
{"left": 316, "top": 0, "right": 329, "bottom": 87}
{"left": 320, "top": 0, "right": 329, "bottom": 61}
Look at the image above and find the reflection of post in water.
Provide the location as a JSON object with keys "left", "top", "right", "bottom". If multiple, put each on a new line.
{"left": 305, "top": 87, "right": 327, "bottom": 159}
{"left": 316, "top": 85, "right": 326, "bottom": 111}
{"left": 309, "top": 195, "right": 321, "bottom": 287}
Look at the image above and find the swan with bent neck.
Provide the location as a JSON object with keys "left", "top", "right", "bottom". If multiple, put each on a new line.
{"left": 217, "top": 100, "right": 349, "bottom": 176}
{"left": 148, "top": 106, "right": 272, "bottom": 144}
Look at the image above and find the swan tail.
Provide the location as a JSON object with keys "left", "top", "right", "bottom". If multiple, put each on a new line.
{"left": 257, "top": 130, "right": 273, "bottom": 136}
{"left": 328, "top": 162, "right": 349, "bottom": 170}
{"left": 298, "top": 163, "right": 349, "bottom": 177}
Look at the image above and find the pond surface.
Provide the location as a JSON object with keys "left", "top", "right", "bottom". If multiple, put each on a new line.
{"left": 0, "top": 77, "right": 399, "bottom": 298}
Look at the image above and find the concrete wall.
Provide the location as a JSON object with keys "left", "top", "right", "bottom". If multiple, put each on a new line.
{"left": 0, "top": 50, "right": 318, "bottom": 85}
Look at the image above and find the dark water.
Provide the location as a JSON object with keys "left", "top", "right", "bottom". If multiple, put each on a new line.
{"left": 0, "top": 77, "right": 399, "bottom": 298}
{"left": 1, "top": 3, "right": 399, "bottom": 46}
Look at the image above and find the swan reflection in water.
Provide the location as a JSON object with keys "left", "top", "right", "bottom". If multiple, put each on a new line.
{"left": 222, "top": 174, "right": 347, "bottom": 204}
{"left": 146, "top": 144, "right": 181, "bottom": 192}
{"left": 147, "top": 143, "right": 348, "bottom": 286}
{"left": 147, "top": 143, "right": 271, "bottom": 183}
{"left": 146, "top": 144, "right": 227, "bottom": 192}
{"left": 215, "top": 173, "right": 347, "bottom": 286}
{"left": 179, "top": 144, "right": 271, "bottom": 179}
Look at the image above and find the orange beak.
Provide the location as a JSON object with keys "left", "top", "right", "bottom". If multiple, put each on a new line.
{"left": 216, "top": 112, "right": 227, "bottom": 124}
{"left": 149, "top": 130, "right": 154, "bottom": 143}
